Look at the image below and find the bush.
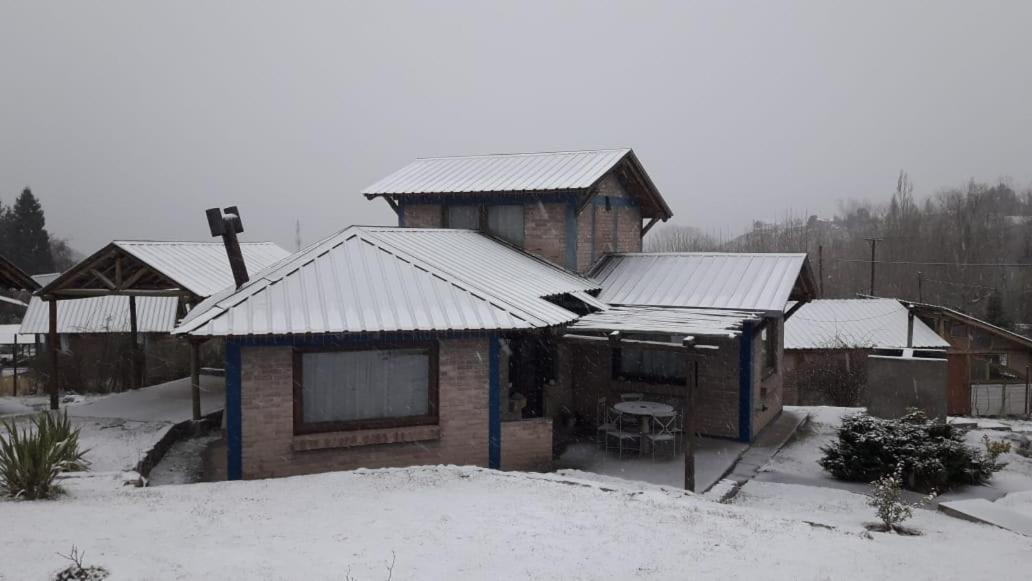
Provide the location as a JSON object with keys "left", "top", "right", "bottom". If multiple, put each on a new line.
{"left": 54, "top": 546, "right": 109, "bottom": 581}
{"left": 819, "top": 410, "right": 1001, "bottom": 493}
{"left": 867, "top": 464, "right": 935, "bottom": 533}
{"left": 0, "top": 411, "right": 90, "bottom": 499}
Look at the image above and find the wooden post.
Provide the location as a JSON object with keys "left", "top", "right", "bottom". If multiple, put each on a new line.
{"left": 190, "top": 340, "right": 201, "bottom": 421}
{"left": 128, "top": 295, "right": 141, "bottom": 388}
{"left": 48, "top": 298, "right": 59, "bottom": 410}
{"left": 11, "top": 334, "right": 17, "bottom": 397}
{"left": 684, "top": 356, "right": 698, "bottom": 492}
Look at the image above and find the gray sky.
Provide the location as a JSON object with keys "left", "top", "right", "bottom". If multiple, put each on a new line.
{"left": 2, "top": 1, "right": 1031, "bottom": 254}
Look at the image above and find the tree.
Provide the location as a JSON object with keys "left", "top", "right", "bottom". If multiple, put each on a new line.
{"left": 985, "top": 289, "right": 1010, "bottom": 329}
{"left": 5, "top": 188, "right": 54, "bottom": 274}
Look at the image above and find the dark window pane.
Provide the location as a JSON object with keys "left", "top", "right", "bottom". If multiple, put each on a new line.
{"left": 486, "top": 205, "right": 525, "bottom": 246}
{"left": 446, "top": 205, "right": 480, "bottom": 230}
{"left": 302, "top": 349, "right": 429, "bottom": 423}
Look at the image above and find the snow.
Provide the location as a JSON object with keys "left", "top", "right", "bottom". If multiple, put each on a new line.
{"left": 0, "top": 465, "right": 1029, "bottom": 580}
{"left": 65, "top": 375, "right": 224, "bottom": 423}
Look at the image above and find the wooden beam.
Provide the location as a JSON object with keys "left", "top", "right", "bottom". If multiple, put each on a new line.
{"left": 641, "top": 217, "right": 660, "bottom": 237}
{"left": 48, "top": 298, "right": 59, "bottom": 410}
{"left": 783, "top": 299, "right": 808, "bottom": 321}
{"left": 129, "top": 295, "right": 141, "bottom": 389}
{"left": 118, "top": 266, "right": 150, "bottom": 290}
{"left": 684, "top": 356, "right": 698, "bottom": 492}
{"left": 89, "top": 268, "right": 117, "bottom": 290}
{"left": 190, "top": 340, "right": 202, "bottom": 420}
{"left": 51, "top": 288, "right": 189, "bottom": 298}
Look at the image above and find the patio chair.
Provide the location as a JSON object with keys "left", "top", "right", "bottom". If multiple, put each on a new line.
{"left": 620, "top": 392, "right": 644, "bottom": 402}
{"left": 604, "top": 412, "right": 642, "bottom": 459}
{"left": 647, "top": 412, "right": 678, "bottom": 461}
{"left": 595, "top": 397, "right": 618, "bottom": 448}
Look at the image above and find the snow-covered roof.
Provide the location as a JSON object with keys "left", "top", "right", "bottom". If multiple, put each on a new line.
{"left": 174, "top": 226, "right": 600, "bottom": 337}
{"left": 570, "top": 305, "right": 761, "bottom": 338}
{"left": 0, "top": 324, "right": 34, "bottom": 344}
{"left": 784, "top": 298, "right": 949, "bottom": 350}
{"left": 363, "top": 149, "right": 673, "bottom": 219}
{"left": 19, "top": 295, "right": 179, "bottom": 334}
{"left": 591, "top": 252, "right": 816, "bottom": 313}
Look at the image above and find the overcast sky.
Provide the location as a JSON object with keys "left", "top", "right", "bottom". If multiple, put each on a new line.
{"left": 2, "top": 1, "right": 1031, "bottom": 254}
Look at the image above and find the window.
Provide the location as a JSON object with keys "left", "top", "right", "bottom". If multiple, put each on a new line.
{"left": 762, "top": 318, "right": 778, "bottom": 374}
{"left": 446, "top": 205, "right": 480, "bottom": 230}
{"left": 293, "top": 345, "right": 438, "bottom": 434}
{"left": 486, "top": 204, "right": 525, "bottom": 247}
{"left": 616, "top": 347, "right": 687, "bottom": 384}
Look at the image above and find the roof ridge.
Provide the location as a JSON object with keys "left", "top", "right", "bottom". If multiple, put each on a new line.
{"left": 415, "top": 148, "right": 630, "bottom": 161}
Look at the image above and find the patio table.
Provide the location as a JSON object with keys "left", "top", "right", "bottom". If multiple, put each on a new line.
{"left": 612, "top": 401, "right": 674, "bottom": 454}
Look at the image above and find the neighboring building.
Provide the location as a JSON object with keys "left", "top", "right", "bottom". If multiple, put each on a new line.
{"left": 24, "top": 242, "right": 290, "bottom": 392}
{"left": 363, "top": 149, "right": 673, "bottom": 273}
{"left": 178, "top": 149, "right": 816, "bottom": 481}
{"left": 906, "top": 301, "right": 1032, "bottom": 416}
{"left": 783, "top": 298, "right": 949, "bottom": 405}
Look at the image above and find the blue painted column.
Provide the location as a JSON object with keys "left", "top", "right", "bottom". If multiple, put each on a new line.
{"left": 225, "top": 340, "right": 243, "bottom": 480}
{"left": 738, "top": 323, "right": 754, "bottom": 443}
{"left": 488, "top": 336, "right": 501, "bottom": 469}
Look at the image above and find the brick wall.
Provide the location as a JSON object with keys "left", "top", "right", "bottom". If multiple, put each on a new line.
{"left": 501, "top": 418, "right": 553, "bottom": 471}
{"left": 752, "top": 317, "right": 785, "bottom": 436}
{"left": 400, "top": 204, "right": 442, "bottom": 227}
{"left": 523, "top": 202, "right": 568, "bottom": 267}
{"left": 573, "top": 174, "right": 643, "bottom": 273}
{"left": 239, "top": 337, "right": 494, "bottom": 479}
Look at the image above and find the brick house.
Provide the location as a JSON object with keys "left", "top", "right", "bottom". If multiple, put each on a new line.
{"left": 176, "top": 149, "right": 816, "bottom": 481}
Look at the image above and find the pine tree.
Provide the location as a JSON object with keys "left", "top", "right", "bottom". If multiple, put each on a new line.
{"left": 7, "top": 188, "right": 55, "bottom": 274}
{"left": 985, "top": 289, "right": 1010, "bottom": 329}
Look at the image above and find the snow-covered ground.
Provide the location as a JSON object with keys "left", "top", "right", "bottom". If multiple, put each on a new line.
{"left": 1, "top": 465, "right": 1029, "bottom": 580}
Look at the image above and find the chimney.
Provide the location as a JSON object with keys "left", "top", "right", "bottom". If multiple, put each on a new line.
{"left": 907, "top": 310, "right": 915, "bottom": 348}
{"left": 207, "top": 206, "right": 249, "bottom": 288}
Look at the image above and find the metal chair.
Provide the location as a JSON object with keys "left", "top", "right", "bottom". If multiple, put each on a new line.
{"left": 604, "top": 412, "right": 642, "bottom": 459}
{"left": 647, "top": 412, "right": 678, "bottom": 460}
{"left": 620, "top": 392, "right": 644, "bottom": 402}
{"left": 595, "top": 397, "right": 618, "bottom": 448}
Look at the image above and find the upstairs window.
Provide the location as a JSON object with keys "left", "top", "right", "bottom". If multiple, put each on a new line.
{"left": 446, "top": 205, "right": 480, "bottom": 230}
{"left": 486, "top": 205, "right": 525, "bottom": 247}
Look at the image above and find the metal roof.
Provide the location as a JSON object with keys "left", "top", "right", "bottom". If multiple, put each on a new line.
{"left": 0, "top": 254, "right": 40, "bottom": 291}
{"left": 20, "top": 295, "right": 179, "bottom": 334}
{"left": 903, "top": 299, "right": 1032, "bottom": 350}
{"left": 363, "top": 149, "right": 631, "bottom": 195}
{"left": 111, "top": 241, "right": 290, "bottom": 297}
{"left": 592, "top": 252, "right": 814, "bottom": 313}
{"left": 0, "top": 324, "right": 34, "bottom": 345}
{"left": 570, "top": 306, "right": 761, "bottom": 338}
{"left": 175, "top": 227, "right": 600, "bottom": 337}
{"left": 784, "top": 299, "right": 949, "bottom": 350}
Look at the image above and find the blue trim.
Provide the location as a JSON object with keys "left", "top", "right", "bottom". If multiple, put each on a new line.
{"left": 488, "top": 336, "right": 501, "bottom": 469}
{"left": 404, "top": 192, "right": 581, "bottom": 206}
{"left": 738, "top": 323, "right": 754, "bottom": 442}
{"left": 397, "top": 200, "right": 406, "bottom": 227}
{"left": 225, "top": 340, "right": 243, "bottom": 480}
{"left": 231, "top": 330, "right": 502, "bottom": 348}
{"left": 564, "top": 201, "right": 577, "bottom": 269}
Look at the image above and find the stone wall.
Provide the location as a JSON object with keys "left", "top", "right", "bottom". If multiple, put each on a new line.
{"left": 501, "top": 418, "right": 553, "bottom": 471}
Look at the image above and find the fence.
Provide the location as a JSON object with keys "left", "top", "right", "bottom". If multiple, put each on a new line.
{"left": 970, "top": 382, "right": 1032, "bottom": 417}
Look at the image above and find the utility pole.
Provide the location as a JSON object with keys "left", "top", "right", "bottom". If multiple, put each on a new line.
{"left": 864, "top": 238, "right": 882, "bottom": 296}
{"left": 917, "top": 271, "right": 924, "bottom": 302}
{"left": 818, "top": 244, "right": 825, "bottom": 298}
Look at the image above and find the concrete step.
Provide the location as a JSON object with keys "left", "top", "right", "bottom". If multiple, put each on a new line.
{"left": 938, "top": 499, "right": 1032, "bottom": 536}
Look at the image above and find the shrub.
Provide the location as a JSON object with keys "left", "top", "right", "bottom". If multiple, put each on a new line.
{"left": 54, "top": 546, "right": 109, "bottom": 581}
{"left": 819, "top": 410, "right": 1000, "bottom": 493}
{"left": 867, "top": 464, "right": 935, "bottom": 533}
{"left": 0, "top": 411, "right": 90, "bottom": 499}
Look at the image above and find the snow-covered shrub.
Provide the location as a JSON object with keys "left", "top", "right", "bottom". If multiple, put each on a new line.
{"left": 819, "top": 410, "right": 998, "bottom": 492}
{"left": 0, "top": 411, "right": 89, "bottom": 499}
{"left": 866, "top": 464, "right": 935, "bottom": 533}
{"left": 982, "top": 435, "right": 1011, "bottom": 466}
{"left": 54, "top": 546, "right": 108, "bottom": 581}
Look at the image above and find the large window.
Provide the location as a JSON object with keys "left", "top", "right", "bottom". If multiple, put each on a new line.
{"left": 446, "top": 205, "right": 480, "bottom": 230}
{"left": 486, "top": 205, "right": 525, "bottom": 247}
{"left": 616, "top": 347, "right": 687, "bottom": 384}
{"left": 294, "top": 344, "right": 438, "bottom": 434}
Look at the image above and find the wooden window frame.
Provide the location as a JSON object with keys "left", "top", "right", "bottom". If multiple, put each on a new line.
{"left": 292, "top": 341, "right": 440, "bottom": 436}
{"left": 612, "top": 346, "right": 688, "bottom": 385}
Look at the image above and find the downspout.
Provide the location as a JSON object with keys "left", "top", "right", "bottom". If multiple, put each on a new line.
{"left": 225, "top": 340, "right": 243, "bottom": 480}
{"left": 488, "top": 336, "right": 502, "bottom": 469}
{"left": 738, "top": 322, "right": 755, "bottom": 442}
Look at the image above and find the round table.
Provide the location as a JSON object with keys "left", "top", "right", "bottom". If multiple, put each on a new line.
{"left": 613, "top": 401, "right": 674, "bottom": 416}
{"left": 612, "top": 401, "right": 674, "bottom": 454}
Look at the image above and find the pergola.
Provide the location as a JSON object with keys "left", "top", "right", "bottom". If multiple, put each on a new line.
{"left": 36, "top": 240, "right": 288, "bottom": 416}
{"left": 0, "top": 254, "right": 40, "bottom": 397}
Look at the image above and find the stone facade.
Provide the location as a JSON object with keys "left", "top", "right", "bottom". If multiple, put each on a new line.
{"left": 523, "top": 202, "right": 568, "bottom": 267}
{"left": 400, "top": 204, "right": 442, "bottom": 228}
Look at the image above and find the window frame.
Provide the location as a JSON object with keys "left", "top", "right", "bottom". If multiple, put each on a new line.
{"left": 612, "top": 345, "right": 688, "bottom": 385}
{"left": 292, "top": 341, "right": 440, "bottom": 435}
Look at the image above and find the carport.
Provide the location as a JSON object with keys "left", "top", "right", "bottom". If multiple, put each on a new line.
{"left": 34, "top": 241, "right": 288, "bottom": 416}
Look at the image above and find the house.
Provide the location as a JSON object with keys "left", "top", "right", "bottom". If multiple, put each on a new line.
{"left": 177, "top": 149, "right": 815, "bottom": 481}
{"left": 905, "top": 301, "right": 1032, "bottom": 416}
{"left": 783, "top": 298, "right": 950, "bottom": 405}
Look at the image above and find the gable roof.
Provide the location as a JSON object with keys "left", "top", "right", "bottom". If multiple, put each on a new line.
{"left": 20, "top": 295, "right": 179, "bottom": 334}
{"left": 174, "top": 227, "right": 600, "bottom": 337}
{"left": 363, "top": 149, "right": 673, "bottom": 220}
{"left": 0, "top": 254, "right": 40, "bottom": 291}
{"left": 591, "top": 252, "right": 817, "bottom": 313}
{"left": 904, "top": 300, "right": 1032, "bottom": 350}
{"left": 784, "top": 299, "right": 949, "bottom": 350}
{"left": 39, "top": 241, "right": 290, "bottom": 300}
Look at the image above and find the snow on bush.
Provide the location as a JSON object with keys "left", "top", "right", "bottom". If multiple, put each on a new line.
{"left": 867, "top": 464, "right": 935, "bottom": 533}
{"left": 819, "top": 410, "right": 1001, "bottom": 492}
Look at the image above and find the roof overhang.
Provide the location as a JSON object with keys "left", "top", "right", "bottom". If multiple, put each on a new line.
{"left": 903, "top": 299, "right": 1032, "bottom": 350}
{"left": 0, "top": 254, "right": 41, "bottom": 292}
{"left": 38, "top": 242, "right": 195, "bottom": 301}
